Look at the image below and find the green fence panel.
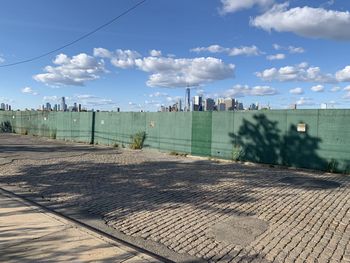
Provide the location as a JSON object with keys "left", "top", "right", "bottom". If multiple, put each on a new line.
{"left": 211, "top": 111, "right": 234, "bottom": 159}
{"left": 317, "top": 110, "right": 350, "bottom": 172}
{"left": 191, "top": 112, "right": 212, "bottom": 156}
{"left": 145, "top": 113, "right": 160, "bottom": 149}
{"left": 284, "top": 110, "right": 324, "bottom": 170}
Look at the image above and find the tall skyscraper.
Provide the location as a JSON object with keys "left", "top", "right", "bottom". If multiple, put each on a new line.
{"left": 193, "top": 95, "right": 203, "bottom": 111}
{"left": 205, "top": 98, "right": 215, "bottom": 111}
{"left": 46, "top": 102, "right": 52, "bottom": 111}
{"left": 61, "top": 97, "right": 66, "bottom": 112}
{"left": 224, "top": 98, "right": 235, "bottom": 111}
{"left": 184, "top": 88, "right": 190, "bottom": 112}
{"left": 0, "top": 103, "right": 5, "bottom": 110}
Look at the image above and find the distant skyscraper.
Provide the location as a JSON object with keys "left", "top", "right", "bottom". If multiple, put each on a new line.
{"left": 218, "top": 103, "right": 226, "bottom": 111}
{"left": 8, "top": 105, "right": 11, "bottom": 111}
{"left": 205, "top": 98, "right": 215, "bottom": 111}
{"left": 61, "top": 97, "right": 66, "bottom": 112}
{"left": 46, "top": 102, "right": 51, "bottom": 111}
{"left": 1, "top": 103, "right": 5, "bottom": 110}
{"left": 193, "top": 95, "right": 203, "bottom": 111}
{"left": 184, "top": 88, "right": 190, "bottom": 112}
{"left": 178, "top": 99, "right": 182, "bottom": 111}
{"left": 224, "top": 98, "right": 235, "bottom": 111}
{"left": 78, "top": 104, "right": 82, "bottom": 112}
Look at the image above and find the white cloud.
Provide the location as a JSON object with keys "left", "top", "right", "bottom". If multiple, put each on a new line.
{"left": 96, "top": 48, "right": 235, "bottom": 88}
{"left": 149, "top": 92, "right": 168, "bottom": 98}
{"left": 220, "top": 0, "right": 274, "bottom": 14}
{"left": 273, "top": 44, "right": 305, "bottom": 54}
{"left": 311, "top": 85, "right": 325, "bottom": 92}
{"left": 139, "top": 57, "right": 235, "bottom": 87}
{"left": 335, "top": 66, "right": 350, "bottom": 82}
{"left": 43, "top": 96, "right": 59, "bottom": 102}
{"left": 149, "top": 50, "right": 162, "bottom": 57}
{"left": 222, "top": 84, "right": 278, "bottom": 97}
{"left": 289, "top": 87, "right": 304, "bottom": 95}
{"left": 94, "top": 48, "right": 141, "bottom": 69}
{"left": 256, "top": 63, "right": 335, "bottom": 83}
{"left": 266, "top": 53, "right": 285, "bottom": 60}
{"left": 34, "top": 53, "right": 105, "bottom": 86}
{"left": 251, "top": 3, "right": 350, "bottom": 40}
{"left": 344, "top": 86, "right": 350, "bottom": 91}
{"left": 288, "top": 46, "right": 305, "bottom": 54}
{"left": 191, "top": 44, "right": 262, "bottom": 56}
{"left": 74, "top": 94, "right": 115, "bottom": 106}
{"left": 0, "top": 97, "right": 14, "bottom": 103}
{"left": 21, "top": 86, "right": 38, "bottom": 95}
{"left": 296, "top": 97, "right": 314, "bottom": 106}
{"left": 0, "top": 56, "right": 5, "bottom": 64}
{"left": 331, "top": 86, "right": 342, "bottom": 92}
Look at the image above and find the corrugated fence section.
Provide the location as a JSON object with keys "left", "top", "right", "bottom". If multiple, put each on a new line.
{"left": 0, "top": 110, "right": 349, "bottom": 173}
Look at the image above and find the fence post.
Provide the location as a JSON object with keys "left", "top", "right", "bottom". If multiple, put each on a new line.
{"left": 90, "top": 111, "right": 95, "bottom": 144}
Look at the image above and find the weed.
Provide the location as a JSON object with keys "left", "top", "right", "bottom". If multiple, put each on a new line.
{"left": 113, "top": 143, "right": 119, "bottom": 148}
{"left": 130, "top": 131, "right": 146, "bottom": 149}
{"left": 232, "top": 145, "right": 244, "bottom": 161}
{"left": 0, "top": 121, "right": 12, "bottom": 133}
{"left": 170, "top": 151, "right": 187, "bottom": 157}
{"left": 327, "top": 159, "right": 338, "bottom": 173}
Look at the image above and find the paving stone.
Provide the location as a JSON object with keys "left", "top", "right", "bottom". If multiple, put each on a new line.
{"left": 0, "top": 134, "right": 350, "bottom": 262}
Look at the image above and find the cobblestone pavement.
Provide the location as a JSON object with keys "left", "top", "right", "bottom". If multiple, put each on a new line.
{"left": 1, "top": 134, "right": 350, "bottom": 262}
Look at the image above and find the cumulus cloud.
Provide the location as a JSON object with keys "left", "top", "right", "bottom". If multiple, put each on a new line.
{"left": 191, "top": 44, "right": 262, "bottom": 56}
{"left": 331, "top": 86, "right": 342, "bottom": 92}
{"left": 335, "top": 66, "right": 350, "bottom": 82}
{"left": 311, "top": 85, "right": 325, "bottom": 92}
{"left": 94, "top": 48, "right": 141, "bottom": 69}
{"left": 43, "top": 96, "right": 59, "bottom": 102}
{"left": 149, "top": 50, "right": 162, "bottom": 57}
{"left": 149, "top": 92, "right": 168, "bottom": 98}
{"left": 289, "top": 87, "right": 304, "bottom": 95}
{"left": 0, "top": 56, "right": 5, "bottom": 64}
{"left": 34, "top": 53, "right": 105, "bottom": 86}
{"left": 296, "top": 97, "right": 314, "bottom": 106}
{"left": 74, "top": 94, "right": 115, "bottom": 106}
{"left": 222, "top": 84, "right": 278, "bottom": 98}
{"left": 273, "top": 44, "right": 305, "bottom": 54}
{"left": 97, "top": 48, "right": 235, "bottom": 88}
{"left": 21, "top": 86, "right": 38, "bottom": 95}
{"left": 251, "top": 3, "right": 350, "bottom": 40}
{"left": 266, "top": 53, "right": 285, "bottom": 60}
{"left": 256, "top": 63, "right": 335, "bottom": 83}
{"left": 219, "top": 0, "right": 274, "bottom": 14}
{"left": 139, "top": 57, "right": 235, "bottom": 87}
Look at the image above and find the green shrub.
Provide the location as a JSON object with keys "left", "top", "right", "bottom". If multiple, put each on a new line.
{"left": 0, "top": 121, "right": 12, "bottom": 133}
{"left": 130, "top": 131, "right": 146, "bottom": 149}
{"left": 232, "top": 145, "right": 245, "bottom": 161}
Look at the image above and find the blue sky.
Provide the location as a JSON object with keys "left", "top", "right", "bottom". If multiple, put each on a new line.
{"left": 1, "top": 0, "right": 350, "bottom": 111}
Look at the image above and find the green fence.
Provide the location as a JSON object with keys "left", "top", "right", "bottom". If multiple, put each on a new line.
{"left": 1, "top": 110, "right": 349, "bottom": 173}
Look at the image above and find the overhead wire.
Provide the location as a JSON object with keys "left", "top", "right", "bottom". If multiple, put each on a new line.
{"left": 0, "top": 0, "right": 147, "bottom": 68}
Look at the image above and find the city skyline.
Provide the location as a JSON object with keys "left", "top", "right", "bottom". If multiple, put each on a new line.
{"left": 1, "top": 1, "right": 350, "bottom": 111}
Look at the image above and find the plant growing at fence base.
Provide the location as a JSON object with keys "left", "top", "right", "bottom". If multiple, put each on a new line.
{"left": 232, "top": 145, "right": 245, "bottom": 161}
{"left": 0, "top": 121, "right": 13, "bottom": 133}
{"left": 130, "top": 131, "right": 146, "bottom": 149}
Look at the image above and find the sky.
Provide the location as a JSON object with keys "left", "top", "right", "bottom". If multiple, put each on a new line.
{"left": 1, "top": 0, "right": 350, "bottom": 111}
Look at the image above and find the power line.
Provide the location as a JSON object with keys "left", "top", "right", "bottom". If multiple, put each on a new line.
{"left": 0, "top": 0, "right": 147, "bottom": 68}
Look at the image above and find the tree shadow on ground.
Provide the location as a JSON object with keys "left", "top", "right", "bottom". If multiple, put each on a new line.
{"left": 230, "top": 114, "right": 328, "bottom": 171}
{"left": 1, "top": 132, "right": 349, "bottom": 262}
